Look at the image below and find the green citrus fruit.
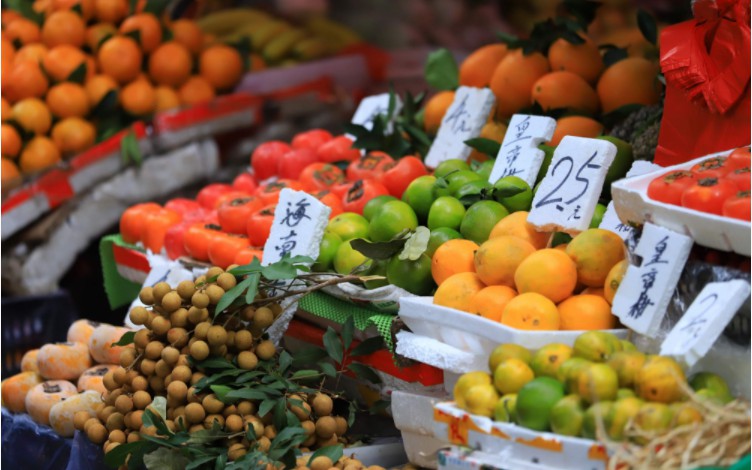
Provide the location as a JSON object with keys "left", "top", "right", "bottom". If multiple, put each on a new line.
{"left": 550, "top": 394, "right": 585, "bottom": 437}
{"left": 386, "top": 253, "right": 435, "bottom": 295}
{"left": 494, "top": 358, "right": 535, "bottom": 395}
{"left": 402, "top": 175, "right": 437, "bottom": 223}
{"left": 434, "top": 170, "right": 482, "bottom": 198}
{"left": 427, "top": 196, "right": 466, "bottom": 231}
{"left": 363, "top": 195, "right": 398, "bottom": 221}
{"left": 535, "top": 144, "right": 555, "bottom": 184}
{"left": 589, "top": 203, "right": 607, "bottom": 228}
{"left": 368, "top": 200, "right": 418, "bottom": 242}
{"left": 489, "top": 344, "right": 532, "bottom": 371}
{"left": 434, "top": 159, "right": 470, "bottom": 178}
{"left": 515, "top": 377, "right": 565, "bottom": 431}
{"left": 333, "top": 241, "right": 371, "bottom": 275}
{"left": 582, "top": 401, "right": 614, "bottom": 440}
{"left": 597, "top": 135, "right": 633, "bottom": 195}
{"left": 494, "top": 394, "right": 517, "bottom": 422}
{"left": 605, "top": 396, "right": 642, "bottom": 441}
{"left": 326, "top": 212, "right": 369, "bottom": 241}
{"left": 475, "top": 160, "right": 495, "bottom": 180}
{"left": 689, "top": 372, "right": 732, "bottom": 403}
{"left": 364, "top": 258, "right": 389, "bottom": 289}
{"left": 531, "top": 343, "right": 573, "bottom": 379}
{"left": 426, "top": 227, "right": 462, "bottom": 258}
{"left": 493, "top": 176, "right": 533, "bottom": 213}
{"left": 454, "top": 180, "right": 493, "bottom": 207}
{"left": 312, "top": 231, "right": 342, "bottom": 272}
{"left": 460, "top": 200, "right": 508, "bottom": 244}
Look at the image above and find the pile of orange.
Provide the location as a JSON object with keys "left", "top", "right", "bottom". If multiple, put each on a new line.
{"left": 433, "top": 213, "right": 627, "bottom": 332}
{"left": 1, "top": 0, "right": 246, "bottom": 188}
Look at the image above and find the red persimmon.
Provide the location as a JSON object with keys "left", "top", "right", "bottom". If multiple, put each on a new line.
{"left": 647, "top": 171, "right": 696, "bottom": 206}
{"left": 681, "top": 177, "right": 738, "bottom": 215}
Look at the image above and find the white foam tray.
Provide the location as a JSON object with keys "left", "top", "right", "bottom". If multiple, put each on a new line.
{"left": 611, "top": 149, "right": 751, "bottom": 256}
{"left": 398, "top": 297, "right": 627, "bottom": 371}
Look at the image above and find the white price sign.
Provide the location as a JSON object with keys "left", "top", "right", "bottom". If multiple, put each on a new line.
{"left": 527, "top": 136, "right": 616, "bottom": 234}
{"left": 661, "top": 280, "right": 751, "bottom": 367}
{"left": 424, "top": 86, "right": 496, "bottom": 168}
{"left": 262, "top": 189, "right": 331, "bottom": 266}
{"left": 350, "top": 93, "right": 403, "bottom": 133}
{"left": 611, "top": 222, "right": 693, "bottom": 336}
{"left": 599, "top": 161, "right": 663, "bottom": 239}
{"left": 488, "top": 114, "right": 556, "bottom": 186}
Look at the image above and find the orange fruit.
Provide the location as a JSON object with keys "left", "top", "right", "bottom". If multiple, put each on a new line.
{"left": 433, "top": 272, "right": 485, "bottom": 313}
{"left": 431, "top": 238, "right": 479, "bottom": 285}
{"left": 4, "top": 60, "right": 49, "bottom": 102}
{"left": 19, "top": 136, "right": 61, "bottom": 173}
{"left": 474, "top": 236, "right": 536, "bottom": 287}
{"left": 2, "top": 98, "right": 12, "bottom": 120}
{"left": 41, "top": 10, "right": 86, "bottom": 47}
{"left": 2, "top": 37, "right": 15, "bottom": 63}
{"left": 94, "top": 0, "right": 127, "bottom": 23}
{"left": 14, "top": 44, "right": 48, "bottom": 64}
{"left": 566, "top": 228, "right": 626, "bottom": 287}
{"left": 4, "top": 18, "right": 41, "bottom": 46}
{"left": 459, "top": 44, "right": 508, "bottom": 88}
{"left": 85, "top": 22, "right": 118, "bottom": 52}
{"left": 469, "top": 119, "right": 507, "bottom": 163}
{"left": 596, "top": 27, "right": 655, "bottom": 59}
{"left": 46, "top": 82, "right": 91, "bottom": 118}
{"left": 514, "top": 248, "right": 578, "bottom": 303}
{"left": 603, "top": 259, "right": 628, "bottom": 305}
{"left": 42, "top": 45, "right": 87, "bottom": 82}
{"left": 12, "top": 98, "right": 52, "bottom": 135}
{"left": 468, "top": 285, "right": 517, "bottom": 322}
{"left": 501, "top": 292, "right": 560, "bottom": 330}
{"left": 148, "top": 42, "right": 192, "bottom": 87}
{"left": 2, "top": 158, "right": 21, "bottom": 186}
{"left": 532, "top": 71, "right": 599, "bottom": 114}
{"left": 488, "top": 211, "right": 550, "bottom": 249}
{"left": 50, "top": 0, "right": 95, "bottom": 20}
{"left": 2, "top": 11, "right": 22, "bottom": 27}
{"left": 170, "top": 19, "right": 203, "bottom": 55}
{"left": 154, "top": 86, "right": 181, "bottom": 112}
{"left": 489, "top": 49, "right": 550, "bottom": 119}
{"left": 121, "top": 79, "right": 156, "bottom": 116}
{"left": 2, "top": 124, "right": 22, "bottom": 158}
{"left": 557, "top": 294, "right": 616, "bottom": 330}
{"left": 97, "top": 36, "right": 143, "bottom": 84}
{"left": 51, "top": 117, "right": 96, "bottom": 155}
{"left": 119, "top": 13, "right": 163, "bottom": 53}
{"left": 199, "top": 45, "right": 243, "bottom": 91}
{"left": 422, "top": 90, "right": 455, "bottom": 135}
{"left": 597, "top": 58, "right": 662, "bottom": 114}
{"left": 178, "top": 76, "right": 215, "bottom": 106}
{"left": 548, "top": 37, "right": 604, "bottom": 85}
{"left": 85, "top": 74, "right": 119, "bottom": 106}
{"left": 580, "top": 286, "right": 605, "bottom": 297}
{"left": 548, "top": 116, "right": 603, "bottom": 146}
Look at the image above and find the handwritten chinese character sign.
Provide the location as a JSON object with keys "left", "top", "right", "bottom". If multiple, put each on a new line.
{"left": 350, "top": 93, "right": 403, "bottom": 133}
{"left": 488, "top": 114, "right": 556, "bottom": 186}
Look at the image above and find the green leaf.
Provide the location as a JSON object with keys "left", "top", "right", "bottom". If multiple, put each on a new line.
{"left": 341, "top": 316, "right": 355, "bottom": 350}
{"left": 120, "top": 131, "right": 142, "bottom": 167}
{"left": 348, "top": 401, "right": 357, "bottom": 427}
{"left": 342, "top": 123, "right": 370, "bottom": 139}
{"left": 225, "top": 388, "right": 269, "bottom": 401}
{"left": 561, "top": 29, "right": 586, "bottom": 45}
{"left": 244, "top": 272, "right": 261, "bottom": 304}
{"left": 259, "top": 399, "right": 276, "bottom": 417}
{"left": 271, "top": 426, "right": 307, "bottom": 448}
{"left": 424, "top": 49, "right": 459, "bottom": 91}
{"left": 124, "top": 29, "right": 142, "bottom": 45}
{"left": 603, "top": 46, "right": 629, "bottom": 67}
{"left": 245, "top": 421, "right": 257, "bottom": 441}
{"left": 229, "top": 257, "right": 263, "bottom": 276}
{"left": 349, "top": 336, "right": 385, "bottom": 357}
{"left": 186, "top": 455, "right": 220, "bottom": 470}
{"left": 143, "top": 0, "right": 171, "bottom": 15}
{"left": 210, "top": 385, "right": 233, "bottom": 402}
{"left": 214, "top": 452, "right": 227, "bottom": 470}
{"left": 307, "top": 445, "right": 344, "bottom": 467}
{"left": 387, "top": 83, "right": 397, "bottom": 117}
{"left": 492, "top": 185, "right": 526, "bottom": 198}
{"left": 637, "top": 9, "right": 657, "bottom": 45}
{"left": 348, "top": 363, "right": 381, "bottom": 384}
{"left": 291, "top": 346, "right": 328, "bottom": 367}
{"left": 349, "top": 237, "right": 407, "bottom": 261}
{"left": 103, "top": 441, "right": 150, "bottom": 468}
{"left": 278, "top": 350, "right": 293, "bottom": 373}
{"left": 215, "top": 276, "right": 253, "bottom": 316}
{"left": 399, "top": 226, "right": 430, "bottom": 261}
{"left": 320, "top": 362, "right": 337, "bottom": 378}
{"left": 496, "top": 32, "right": 524, "bottom": 49}
{"left": 273, "top": 399, "right": 287, "bottom": 432}
{"left": 112, "top": 331, "right": 135, "bottom": 347}
{"left": 67, "top": 62, "right": 87, "bottom": 84}
{"left": 323, "top": 328, "right": 344, "bottom": 364}
{"left": 152, "top": 396, "right": 168, "bottom": 421}
{"left": 5, "top": 0, "right": 44, "bottom": 24}
{"left": 370, "top": 399, "right": 391, "bottom": 415}
{"left": 91, "top": 90, "right": 119, "bottom": 117}
{"left": 143, "top": 447, "right": 190, "bottom": 470}
{"left": 290, "top": 369, "right": 320, "bottom": 380}
{"left": 195, "top": 357, "right": 235, "bottom": 369}
{"left": 186, "top": 427, "right": 228, "bottom": 445}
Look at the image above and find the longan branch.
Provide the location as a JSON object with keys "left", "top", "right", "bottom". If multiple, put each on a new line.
{"left": 254, "top": 274, "right": 366, "bottom": 307}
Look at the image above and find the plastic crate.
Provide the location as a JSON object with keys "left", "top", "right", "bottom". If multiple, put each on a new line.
{"left": 1, "top": 291, "right": 79, "bottom": 377}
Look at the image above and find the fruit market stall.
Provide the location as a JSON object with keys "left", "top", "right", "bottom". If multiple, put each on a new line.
{"left": 1, "top": 1, "right": 750, "bottom": 470}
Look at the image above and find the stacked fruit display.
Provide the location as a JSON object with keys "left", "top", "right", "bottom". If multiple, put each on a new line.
{"left": 647, "top": 147, "right": 751, "bottom": 221}
{"left": 453, "top": 331, "right": 735, "bottom": 442}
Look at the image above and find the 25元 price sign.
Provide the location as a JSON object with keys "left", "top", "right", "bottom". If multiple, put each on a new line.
{"left": 350, "top": 93, "right": 403, "bottom": 133}
{"left": 488, "top": 114, "right": 556, "bottom": 187}
{"left": 527, "top": 136, "right": 616, "bottom": 234}
{"left": 661, "top": 280, "right": 751, "bottom": 367}
{"left": 611, "top": 222, "right": 694, "bottom": 336}
{"left": 424, "top": 86, "right": 495, "bottom": 168}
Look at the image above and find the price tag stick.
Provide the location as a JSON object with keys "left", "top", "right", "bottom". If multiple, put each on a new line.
{"left": 488, "top": 114, "right": 556, "bottom": 186}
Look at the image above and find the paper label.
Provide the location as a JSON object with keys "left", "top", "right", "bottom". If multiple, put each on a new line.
{"left": 661, "top": 280, "right": 751, "bottom": 367}
{"left": 350, "top": 93, "right": 403, "bottom": 133}
{"left": 424, "top": 86, "right": 496, "bottom": 168}
{"left": 262, "top": 189, "right": 331, "bottom": 266}
{"left": 527, "top": 136, "right": 616, "bottom": 234}
{"left": 488, "top": 114, "right": 556, "bottom": 186}
{"left": 611, "top": 222, "right": 693, "bottom": 336}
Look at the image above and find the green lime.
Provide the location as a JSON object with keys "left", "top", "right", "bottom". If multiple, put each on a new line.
{"left": 454, "top": 180, "right": 493, "bottom": 207}
{"left": 326, "top": 212, "right": 369, "bottom": 241}
{"left": 459, "top": 200, "right": 508, "bottom": 244}
{"left": 312, "top": 231, "right": 342, "bottom": 272}
{"left": 597, "top": 135, "right": 633, "bottom": 192}
{"left": 364, "top": 258, "right": 389, "bottom": 289}
{"left": 434, "top": 170, "right": 482, "bottom": 198}
{"left": 427, "top": 196, "right": 466, "bottom": 231}
{"left": 363, "top": 195, "right": 398, "bottom": 222}
{"left": 689, "top": 372, "right": 733, "bottom": 403}
{"left": 516, "top": 377, "right": 565, "bottom": 431}
{"left": 582, "top": 401, "right": 614, "bottom": 439}
{"left": 426, "top": 227, "right": 462, "bottom": 258}
{"left": 475, "top": 160, "right": 495, "bottom": 181}
{"left": 402, "top": 175, "right": 437, "bottom": 224}
{"left": 492, "top": 176, "right": 533, "bottom": 213}
{"left": 589, "top": 203, "right": 607, "bottom": 228}
{"left": 536, "top": 144, "right": 555, "bottom": 184}
{"left": 550, "top": 394, "right": 585, "bottom": 437}
{"left": 333, "top": 241, "right": 371, "bottom": 275}
{"left": 368, "top": 200, "right": 418, "bottom": 242}
{"left": 434, "top": 159, "right": 470, "bottom": 178}
{"left": 386, "top": 253, "right": 435, "bottom": 295}
{"left": 494, "top": 394, "right": 517, "bottom": 422}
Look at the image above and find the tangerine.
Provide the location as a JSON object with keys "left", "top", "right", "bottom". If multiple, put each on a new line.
{"left": 423, "top": 90, "right": 455, "bottom": 135}
{"left": 121, "top": 79, "right": 156, "bottom": 116}
{"left": 19, "top": 136, "right": 61, "bottom": 174}
{"left": 2, "top": 124, "right": 22, "bottom": 158}
{"left": 2, "top": 38, "right": 15, "bottom": 65}
{"left": 4, "top": 18, "right": 41, "bottom": 46}
{"left": 42, "top": 45, "right": 87, "bottom": 82}
{"left": 170, "top": 19, "right": 203, "bottom": 55}
{"left": 1, "top": 158, "right": 21, "bottom": 186}
{"left": 604, "top": 259, "right": 628, "bottom": 304}
{"left": 493, "top": 358, "right": 534, "bottom": 394}
{"left": 488, "top": 211, "right": 550, "bottom": 249}
{"left": 468, "top": 285, "right": 516, "bottom": 322}
{"left": 566, "top": 228, "right": 625, "bottom": 287}
{"left": 178, "top": 76, "right": 215, "bottom": 106}
{"left": 4, "top": 60, "right": 49, "bottom": 102}
{"left": 489, "top": 49, "right": 550, "bottom": 119}
{"left": 12, "top": 98, "right": 52, "bottom": 135}
{"left": 14, "top": 44, "right": 48, "bottom": 64}
{"left": 548, "top": 116, "right": 603, "bottom": 146}
{"left": 46, "top": 82, "right": 91, "bottom": 118}
{"left": 531, "top": 71, "right": 599, "bottom": 114}
{"left": 469, "top": 120, "right": 507, "bottom": 163}
{"left": 50, "top": 0, "right": 95, "bottom": 19}
{"left": 548, "top": 36, "right": 604, "bottom": 84}
{"left": 501, "top": 292, "right": 559, "bottom": 330}
{"left": 85, "top": 74, "right": 119, "bottom": 107}
{"left": 51, "top": 117, "right": 96, "bottom": 155}
{"left": 433, "top": 272, "right": 485, "bottom": 313}
{"left": 459, "top": 44, "right": 508, "bottom": 88}
{"left": 199, "top": 45, "right": 243, "bottom": 91}
{"left": 557, "top": 294, "right": 616, "bottom": 330}
{"left": 597, "top": 57, "right": 662, "bottom": 114}
{"left": 474, "top": 235, "right": 536, "bottom": 287}
{"left": 119, "top": 13, "right": 162, "bottom": 53}
{"left": 94, "top": 0, "right": 127, "bottom": 23}
{"left": 41, "top": 10, "right": 86, "bottom": 47}
{"left": 514, "top": 248, "right": 578, "bottom": 303}
{"left": 154, "top": 86, "right": 181, "bottom": 112}
{"left": 85, "top": 23, "right": 118, "bottom": 52}
{"left": 148, "top": 42, "right": 192, "bottom": 87}
{"left": 97, "top": 36, "right": 143, "bottom": 84}
{"left": 431, "top": 238, "right": 479, "bottom": 285}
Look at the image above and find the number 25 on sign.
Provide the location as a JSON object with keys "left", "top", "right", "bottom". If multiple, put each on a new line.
{"left": 527, "top": 136, "right": 616, "bottom": 234}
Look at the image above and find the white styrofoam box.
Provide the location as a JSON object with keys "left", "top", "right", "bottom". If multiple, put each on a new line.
{"left": 392, "top": 390, "right": 449, "bottom": 435}
{"left": 398, "top": 297, "right": 628, "bottom": 372}
{"left": 438, "top": 448, "right": 509, "bottom": 470}
{"left": 611, "top": 148, "right": 751, "bottom": 255}
{"left": 340, "top": 438, "right": 408, "bottom": 467}
{"left": 395, "top": 331, "right": 486, "bottom": 374}
{"left": 433, "top": 403, "right": 609, "bottom": 470}
{"left": 403, "top": 431, "right": 447, "bottom": 469}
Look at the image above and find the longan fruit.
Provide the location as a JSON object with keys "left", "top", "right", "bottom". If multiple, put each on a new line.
{"left": 202, "top": 394, "right": 224, "bottom": 414}
{"left": 204, "top": 414, "right": 225, "bottom": 429}
{"left": 131, "top": 376, "right": 148, "bottom": 392}
{"left": 253, "top": 307, "right": 274, "bottom": 329}
{"left": 187, "top": 387, "right": 201, "bottom": 404}
{"left": 269, "top": 303, "right": 283, "bottom": 316}
{"left": 152, "top": 282, "right": 171, "bottom": 303}
{"left": 257, "top": 436, "right": 271, "bottom": 452}
{"left": 206, "top": 266, "right": 224, "bottom": 279}
{"left": 245, "top": 417, "right": 264, "bottom": 438}
{"left": 310, "top": 456, "right": 334, "bottom": 470}
{"left": 222, "top": 405, "right": 237, "bottom": 418}
{"left": 151, "top": 316, "right": 171, "bottom": 336}
{"left": 139, "top": 286, "right": 155, "bottom": 305}
{"left": 195, "top": 275, "right": 207, "bottom": 285}
{"left": 132, "top": 390, "right": 151, "bottom": 410}
{"left": 87, "top": 423, "right": 108, "bottom": 444}
{"left": 205, "top": 284, "right": 225, "bottom": 304}
{"left": 109, "top": 429, "right": 126, "bottom": 444}
{"left": 228, "top": 443, "right": 246, "bottom": 461}
{"left": 312, "top": 393, "right": 333, "bottom": 416}
{"left": 225, "top": 331, "right": 236, "bottom": 349}
{"left": 188, "top": 424, "right": 204, "bottom": 433}
{"left": 206, "top": 325, "right": 228, "bottom": 347}
{"left": 241, "top": 305, "right": 256, "bottom": 321}
{"left": 234, "top": 330, "right": 253, "bottom": 351}
{"left": 176, "top": 354, "right": 191, "bottom": 367}
{"left": 106, "top": 388, "right": 123, "bottom": 406}
{"left": 167, "top": 327, "right": 189, "bottom": 348}
{"left": 194, "top": 321, "right": 211, "bottom": 340}
{"left": 316, "top": 433, "right": 338, "bottom": 448}
{"left": 223, "top": 414, "right": 243, "bottom": 432}
{"left": 106, "top": 412, "right": 125, "bottom": 431}
{"left": 190, "top": 340, "right": 210, "bottom": 361}
{"left": 155, "top": 359, "right": 170, "bottom": 378}
{"left": 103, "top": 371, "right": 118, "bottom": 391}
{"left": 255, "top": 340, "right": 276, "bottom": 360}
{"left": 210, "top": 344, "right": 227, "bottom": 357}
{"left": 134, "top": 329, "right": 151, "bottom": 349}
{"left": 148, "top": 375, "right": 165, "bottom": 393}
{"left": 290, "top": 400, "right": 311, "bottom": 420}
{"left": 161, "top": 291, "right": 182, "bottom": 313}
{"left": 191, "top": 372, "right": 206, "bottom": 385}
{"left": 161, "top": 346, "right": 180, "bottom": 365}
{"left": 237, "top": 401, "right": 255, "bottom": 416}
{"left": 177, "top": 280, "right": 196, "bottom": 300}
{"left": 125, "top": 370, "right": 139, "bottom": 384}
{"left": 74, "top": 411, "right": 91, "bottom": 431}
{"left": 172, "top": 365, "right": 192, "bottom": 383}
{"left": 187, "top": 306, "right": 208, "bottom": 324}
{"left": 216, "top": 272, "right": 237, "bottom": 291}
{"left": 84, "top": 417, "right": 100, "bottom": 433}
{"left": 127, "top": 432, "right": 141, "bottom": 443}
{"left": 185, "top": 403, "right": 205, "bottom": 424}
{"left": 334, "top": 416, "right": 348, "bottom": 436}
{"left": 301, "top": 420, "right": 315, "bottom": 436}
{"left": 170, "top": 308, "right": 189, "bottom": 328}
{"left": 192, "top": 292, "right": 210, "bottom": 309}
{"left": 129, "top": 306, "right": 149, "bottom": 325}
{"left": 140, "top": 359, "right": 156, "bottom": 376}
{"left": 115, "top": 395, "right": 134, "bottom": 414}
{"left": 263, "top": 425, "right": 277, "bottom": 439}
{"left": 167, "top": 380, "right": 188, "bottom": 401}
{"left": 367, "top": 467, "right": 386, "bottom": 470}
{"left": 112, "top": 367, "right": 127, "bottom": 386}
{"left": 237, "top": 351, "right": 258, "bottom": 370}
{"left": 315, "top": 416, "right": 336, "bottom": 438}
{"left": 119, "top": 348, "right": 137, "bottom": 368}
